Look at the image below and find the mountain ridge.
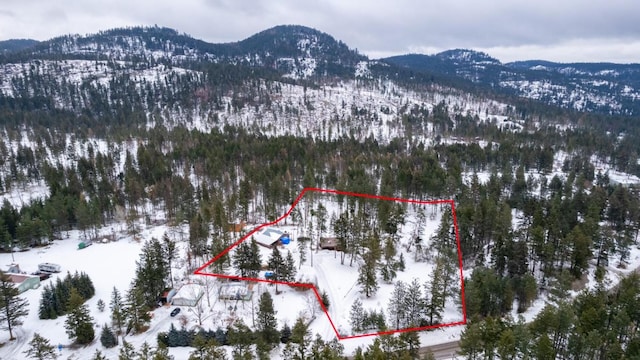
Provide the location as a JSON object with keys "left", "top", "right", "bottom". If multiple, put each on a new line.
{"left": 1, "top": 24, "right": 639, "bottom": 115}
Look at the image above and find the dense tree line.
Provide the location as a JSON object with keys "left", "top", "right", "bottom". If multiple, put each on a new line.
{"left": 460, "top": 273, "right": 640, "bottom": 359}
{"left": 39, "top": 271, "right": 95, "bottom": 319}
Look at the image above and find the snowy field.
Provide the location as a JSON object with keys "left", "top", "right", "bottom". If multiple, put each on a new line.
{"left": 0, "top": 217, "right": 201, "bottom": 360}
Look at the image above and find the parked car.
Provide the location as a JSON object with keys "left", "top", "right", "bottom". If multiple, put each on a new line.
{"left": 170, "top": 308, "right": 181, "bottom": 317}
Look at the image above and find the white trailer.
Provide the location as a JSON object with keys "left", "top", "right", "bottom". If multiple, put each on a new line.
{"left": 38, "top": 263, "right": 61, "bottom": 273}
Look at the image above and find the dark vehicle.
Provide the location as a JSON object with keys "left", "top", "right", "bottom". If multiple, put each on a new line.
{"left": 170, "top": 308, "right": 181, "bottom": 317}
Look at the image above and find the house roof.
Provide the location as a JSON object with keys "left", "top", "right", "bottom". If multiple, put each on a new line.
{"left": 174, "top": 284, "right": 204, "bottom": 300}
{"left": 7, "top": 274, "right": 39, "bottom": 283}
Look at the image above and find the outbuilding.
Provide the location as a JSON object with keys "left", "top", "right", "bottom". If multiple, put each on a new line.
{"left": 171, "top": 284, "right": 204, "bottom": 307}
{"left": 8, "top": 274, "right": 40, "bottom": 293}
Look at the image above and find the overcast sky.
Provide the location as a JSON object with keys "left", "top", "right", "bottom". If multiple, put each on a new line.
{"left": 1, "top": 0, "right": 639, "bottom": 64}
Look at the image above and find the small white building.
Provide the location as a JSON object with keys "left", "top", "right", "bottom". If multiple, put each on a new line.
{"left": 171, "top": 284, "right": 204, "bottom": 307}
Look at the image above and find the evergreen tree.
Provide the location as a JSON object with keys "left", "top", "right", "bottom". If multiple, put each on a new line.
{"left": 138, "top": 342, "right": 154, "bottom": 360}
{"left": 358, "top": 242, "right": 379, "bottom": 298}
{"left": 404, "top": 278, "right": 424, "bottom": 327}
{"left": 388, "top": 280, "right": 407, "bottom": 330}
{"left": 23, "top": 332, "right": 57, "bottom": 360}
{"left": 64, "top": 288, "right": 95, "bottom": 345}
{"left": 119, "top": 340, "right": 138, "bottom": 360}
{"left": 0, "top": 271, "right": 29, "bottom": 340}
{"left": 233, "top": 238, "right": 262, "bottom": 278}
{"left": 256, "top": 291, "right": 279, "bottom": 346}
{"left": 189, "top": 334, "right": 228, "bottom": 360}
{"left": 350, "top": 299, "right": 365, "bottom": 332}
{"left": 134, "top": 237, "right": 169, "bottom": 308}
{"left": 290, "top": 316, "right": 311, "bottom": 360}
{"left": 162, "top": 233, "right": 178, "bottom": 288}
{"left": 321, "top": 290, "right": 330, "bottom": 309}
{"left": 38, "top": 284, "right": 56, "bottom": 320}
{"left": 280, "top": 323, "right": 292, "bottom": 344}
{"left": 110, "top": 286, "right": 125, "bottom": 337}
{"left": 124, "top": 283, "right": 151, "bottom": 334}
{"left": 227, "top": 319, "right": 254, "bottom": 359}
{"left": 100, "top": 323, "right": 117, "bottom": 348}
{"left": 154, "top": 343, "right": 174, "bottom": 360}
{"left": 96, "top": 299, "right": 105, "bottom": 312}
{"left": 398, "top": 330, "right": 421, "bottom": 359}
{"left": 267, "top": 246, "right": 285, "bottom": 286}
{"left": 284, "top": 250, "right": 297, "bottom": 282}
{"left": 92, "top": 349, "right": 108, "bottom": 360}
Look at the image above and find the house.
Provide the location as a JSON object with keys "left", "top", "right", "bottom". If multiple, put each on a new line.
{"left": 6, "top": 263, "right": 22, "bottom": 274}
{"left": 319, "top": 237, "right": 341, "bottom": 251}
{"left": 171, "top": 284, "right": 204, "bottom": 307}
{"left": 7, "top": 274, "right": 40, "bottom": 293}
{"left": 253, "top": 228, "right": 291, "bottom": 249}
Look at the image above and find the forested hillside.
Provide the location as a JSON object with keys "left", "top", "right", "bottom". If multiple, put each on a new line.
{"left": 0, "top": 25, "right": 640, "bottom": 359}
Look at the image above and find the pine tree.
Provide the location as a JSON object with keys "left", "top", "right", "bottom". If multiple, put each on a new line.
{"left": 388, "top": 280, "right": 407, "bottom": 330}
{"left": 280, "top": 323, "right": 292, "bottom": 344}
{"left": 284, "top": 251, "right": 297, "bottom": 281}
{"left": 333, "top": 212, "right": 351, "bottom": 265}
{"left": 23, "top": 332, "right": 57, "bottom": 360}
{"left": 404, "top": 278, "right": 424, "bottom": 327}
{"left": 256, "top": 291, "right": 279, "bottom": 346}
{"left": 92, "top": 349, "right": 108, "bottom": 360}
{"left": 267, "top": 246, "right": 285, "bottom": 292}
{"left": 357, "top": 248, "right": 378, "bottom": 298}
{"left": 321, "top": 291, "right": 330, "bottom": 309}
{"left": 38, "top": 284, "right": 56, "bottom": 319}
{"left": 0, "top": 271, "right": 29, "bottom": 340}
{"left": 290, "top": 316, "right": 311, "bottom": 360}
{"left": 350, "top": 299, "right": 365, "bottom": 332}
{"left": 64, "top": 288, "right": 94, "bottom": 344}
{"left": 154, "top": 343, "right": 174, "bottom": 360}
{"left": 189, "top": 334, "right": 228, "bottom": 360}
{"left": 398, "top": 330, "right": 421, "bottom": 359}
{"left": 110, "top": 286, "right": 125, "bottom": 337}
{"left": 227, "top": 319, "right": 254, "bottom": 359}
{"left": 134, "top": 237, "right": 169, "bottom": 308}
{"left": 96, "top": 299, "right": 105, "bottom": 312}
{"left": 162, "top": 233, "right": 178, "bottom": 288}
{"left": 138, "top": 342, "right": 153, "bottom": 360}
{"left": 124, "top": 284, "right": 151, "bottom": 334}
{"left": 100, "top": 323, "right": 117, "bottom": 348}
{"left": 233, "top": 238, "right": 262, "bottom": 278}
{"left": 118, "top": 340, "right": 138, "bottom": 360}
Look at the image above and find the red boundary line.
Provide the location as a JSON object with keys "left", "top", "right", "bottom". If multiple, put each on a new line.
{"left": 194, "top": 187, "right": 466, "bottom": 340}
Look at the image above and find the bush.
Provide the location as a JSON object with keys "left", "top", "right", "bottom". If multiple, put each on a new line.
{"left": 321, "top": 291, "right": 330, "bottom": 309}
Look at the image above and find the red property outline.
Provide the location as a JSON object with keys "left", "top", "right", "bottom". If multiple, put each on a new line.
{"left": 194, "top": 187, "right": 467, "bottom": 340}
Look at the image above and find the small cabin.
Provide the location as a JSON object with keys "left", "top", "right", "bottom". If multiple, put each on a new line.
{"left": 319, "top": 237, "right": 341, "bottom": 251}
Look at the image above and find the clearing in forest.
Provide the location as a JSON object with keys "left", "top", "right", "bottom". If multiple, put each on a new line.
{"left": 195, "top": 187, "right": 467, "bottom": 340}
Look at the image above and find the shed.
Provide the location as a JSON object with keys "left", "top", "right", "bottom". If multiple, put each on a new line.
{"left": 171, "top": 284, "right": 204, "bottom": 307}
{"left": 320, "top": 237, "right": 341, "bottom": 251}
{"left": 158, "top": 288, "right": 177, "bottom": 305}
{"left": 8, "top": 274, "right": 40, "bottom": 293}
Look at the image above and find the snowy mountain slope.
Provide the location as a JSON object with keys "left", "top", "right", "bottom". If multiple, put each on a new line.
{"left": 385, "top": 50, "right": 640, "bottom": 115}
{"left": 0, "top": 55, "right": 518, "bottom": 145}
